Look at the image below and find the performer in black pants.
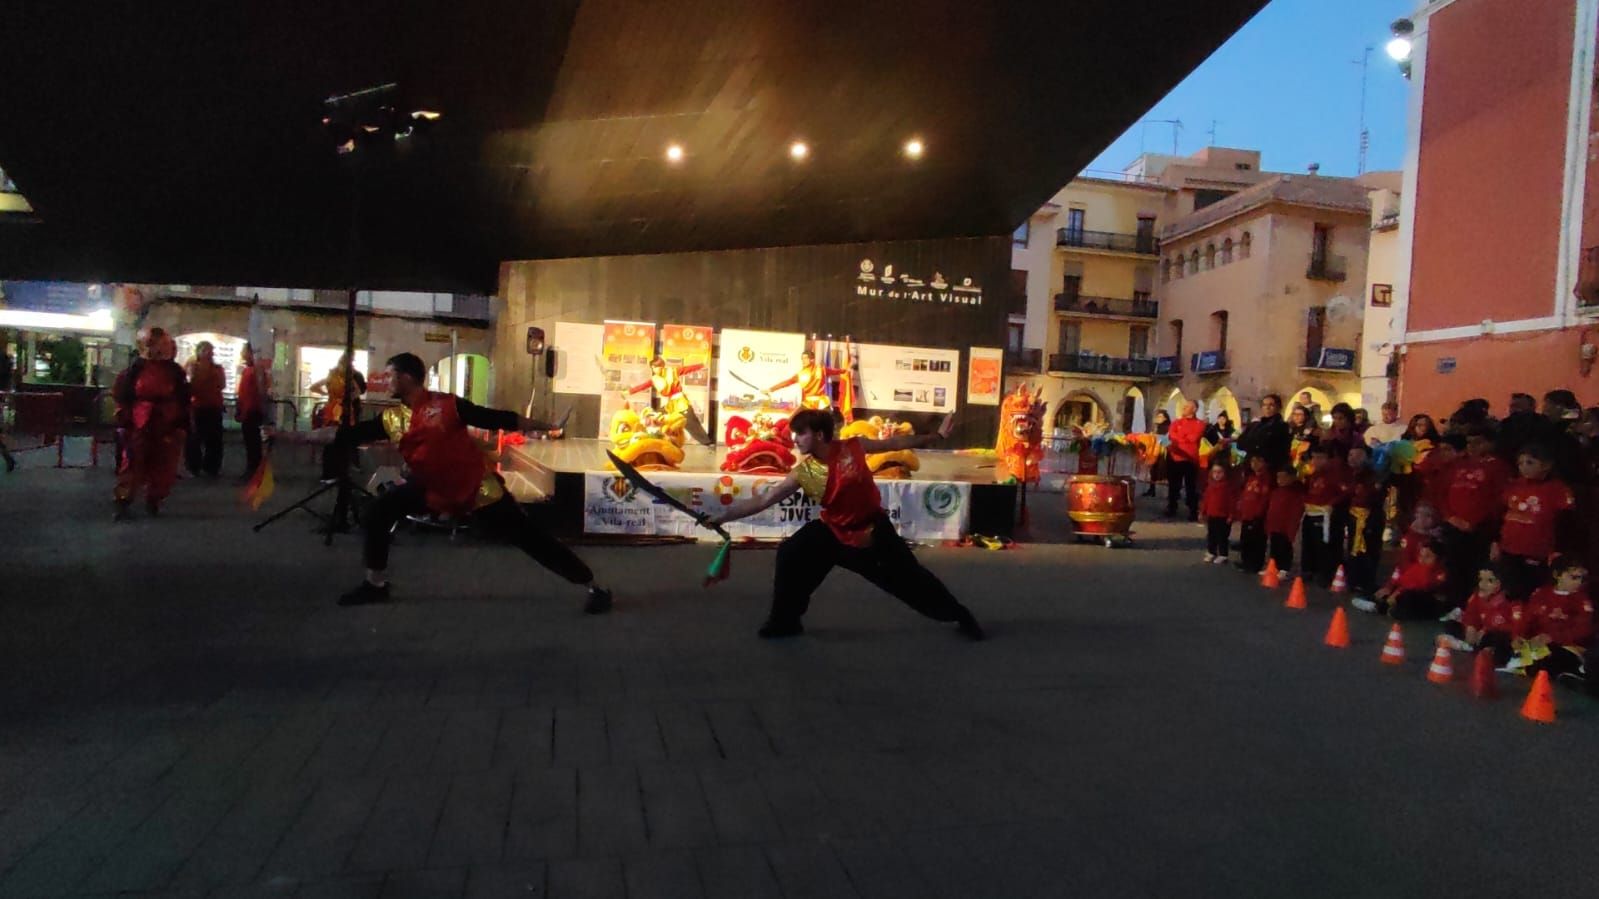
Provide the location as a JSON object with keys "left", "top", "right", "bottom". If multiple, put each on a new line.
{"left": 324, "top": 352, "right": 612, "bottom": 614}
{"left": 705, "top": 409, "right": 983, "bottom": 640}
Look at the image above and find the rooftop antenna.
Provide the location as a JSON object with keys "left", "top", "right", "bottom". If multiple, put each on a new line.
{"left": 1206, "top": 119, "right": 1221, "bottom": 147}
{"left": 1144, "top": 118, "right": 1183, "bottom": 156}
{"left": 1354, "top": 46, "right": 1372, "bottom": 174}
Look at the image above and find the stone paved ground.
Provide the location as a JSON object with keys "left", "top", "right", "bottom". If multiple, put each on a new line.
{"left": 1, "top": 449, "right": 1597, "bottom": 898}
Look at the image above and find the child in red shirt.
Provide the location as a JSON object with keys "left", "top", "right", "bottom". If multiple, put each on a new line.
{"left": 1438, "top": 429, "right": 1512, "bottom": 607}
{"left": 1494, "top": 443, "right": 1577, "bottom": 600}
{"left": 1234, "top": 454, "right": 1273, "bottom": 573}
{"left": 1511, "top": 555, "right": 1593, "bottom": 680}
{"left": 1300, "top": 445, "right": 1352, "bottom": 587}
{"left": 1443, "top": 566, "right": 1519, "bottom": 663}
{"left": 1266, "top": 467, "right": 1306, "bottom": 575}
{"left": 1200, "top": 461, "right": 1237, "bottom": 564}
{"left": 1344, "top": 444, "right": 1387, "bottom": 602}
{"left": 1360, "top": 541, "right": 1446, "bottom": 619}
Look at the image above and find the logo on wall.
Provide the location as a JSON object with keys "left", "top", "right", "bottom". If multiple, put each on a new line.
{"left": 713, "top": 476, "right": 742, "bottom": 505}
{"left": 606, "top": 477, "right": 639, "bottom": 503}
{"left": 856, "top": 259, "right": 983, "bottom": 307}
{"left": 922, "top": 483, "right": 963, "bottom": 519}
{"left": 737, "top": 346, "right": 755, "bottom": 363}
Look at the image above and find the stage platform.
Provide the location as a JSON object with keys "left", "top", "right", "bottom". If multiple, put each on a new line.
{"left": 502, "top": 438, "right": 1018, "bottom": 538}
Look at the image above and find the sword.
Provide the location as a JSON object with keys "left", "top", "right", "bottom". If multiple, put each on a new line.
{"left": 681, "top": 403, "right": 714, "bottom": 447}
{"left": 605, "top": 449, "right": 731, "bottom": 541}
{"left": 726, "top": 369, "right": 768, "bottom": 395}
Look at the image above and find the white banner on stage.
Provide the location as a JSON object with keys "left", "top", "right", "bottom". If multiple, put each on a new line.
{"left": 582, "top": 470, "right": 970, "bottom": 542}
{"left": 552, "top": 321, "right": 605, "bottom": 394}
{"left": 716, "top": 327, "right": 805, "bottom": 418}
{"left": 855, "top": 342, "right": 960, "bottom": 414}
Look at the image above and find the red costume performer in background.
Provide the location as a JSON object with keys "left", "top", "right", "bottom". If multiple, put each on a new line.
{"left": 114, "top": 328, "right": 189, "bottom": 519}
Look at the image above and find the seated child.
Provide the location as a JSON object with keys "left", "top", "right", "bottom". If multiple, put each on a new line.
{"left": 1494, "top": 443, "right": 1577, "bottom": 600}
{"left": 1443, "top": 565, "right": 1518, "bottom": 661}
{"left": 1265, "top": 466, "right": 1306, "bottom": 575}
{"left": 1358, "top": 541, "right": 1446, "bottom": 619}
{"left": 1344, "top": 444, "right": 1386, "bottom": 603}
{"left": 1233, "top": 454, "right": 1273, "bottom": 573}
{"left": 1200, "top": 461, "right": 1237, "bottom": 564}
{"left": 1508, "top": 555, "right": 1593, "bottom": 680}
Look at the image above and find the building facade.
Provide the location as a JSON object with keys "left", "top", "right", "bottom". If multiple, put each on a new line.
{"left": 1360, "top": 177, "right": 1403, "bottom": 408}
{"left": 1153, "top": 174, "right": 1377, "bottom": 425}
{"left": 1391, "top": 0, "right": 1599, "bottom": 417}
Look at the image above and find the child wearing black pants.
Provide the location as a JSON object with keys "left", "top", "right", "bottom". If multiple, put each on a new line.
{"left": 1344, "top": 445, "right": 1387, "bottom": 601}
{"left": 1266, "top": 467, "right": 1305, "bottom": 574}
{"left": 1199, "top": 461, "right": 1236, "bottom": 564}
{"left": 1234, "top": 455, "right": 1272, "bottom": 573}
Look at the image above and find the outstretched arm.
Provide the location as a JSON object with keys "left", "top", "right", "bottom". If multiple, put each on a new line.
{"left": 767, "top": 374, "right": 798, "bottom": 393}
{"left": 857, "top": 414, "right": 954, "bottom": 454}
{"left": 703, "top": 471, "right": 801, "bottom": 526}
{"left": 627, "top": 379, "right": 652, "bottom": 396}
{"left": 456, "top": 398, "right": 563, "bottom": 433}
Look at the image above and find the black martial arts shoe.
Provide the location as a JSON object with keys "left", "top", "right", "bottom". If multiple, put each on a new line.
{"left": 338, "top": 581, "right": 391, "bottom": 606}
{"left": 757, "top": 619, "right": 805, "bottom": 639}
{"left": 583, "top": 586, "right": 613, "bottom": 615}
{"left": 955, "top": 610, "right": 987, "bottom": 641}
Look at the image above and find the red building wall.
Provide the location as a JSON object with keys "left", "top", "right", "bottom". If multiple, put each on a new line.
{"left": 1407, "top": 0, "right": 1573, "bottom": 332}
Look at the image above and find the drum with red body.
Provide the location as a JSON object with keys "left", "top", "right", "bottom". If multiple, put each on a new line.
{"left": 1066, "top": 474, "right": 1136, "bottom": 544}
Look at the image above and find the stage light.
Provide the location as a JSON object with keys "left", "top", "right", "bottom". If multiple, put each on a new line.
{"left": 1387, "top": 18, "right": 1414, "bottom": 61}
{"left": 411, "top": 110, "right": 442, "bottom": 121}
{"left": 903, "top": 138, "right": 924, "bottom": 160}
{"left": 789, "top": 141, "right": 809, "bottom": 161}
{"left": 665, "top": 143, "right": 685, "bottom": 163}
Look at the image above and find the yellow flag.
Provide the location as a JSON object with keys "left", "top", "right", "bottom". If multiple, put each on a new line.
{"left": 246, "top": 460, "right": 275, "bottom": 510}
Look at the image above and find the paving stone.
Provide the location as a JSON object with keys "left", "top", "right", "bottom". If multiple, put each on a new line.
{"left": 346, "top": 775, "right": 452, "bottom": 874}
{"left": 575, "top": 766, "right": 647, "bottom": 856}
{"left": 637, "top": 763, "right": 717, "bottom": 850}
{"left": 546, "top": 858, "right": 625, "bottom": 899}
{"left": 260, "top": 776, "right": 386, "bottom": 879}
{"left": 426, "top": 770, "right": 515, "bottom": 868}
{"left": 622, "top": 850, "right": 704, "bottom": 899}
{"left": 693, "top": 846, "right": 782, "bottom": 899}
{"left": 464, "top": 862, "right": 546, "bottom": 899}
{"left": 503, "top": 768, "right": 577, "bottom": 861}
{"left": 379, "top": 866, "right": 466, "bottom": 899}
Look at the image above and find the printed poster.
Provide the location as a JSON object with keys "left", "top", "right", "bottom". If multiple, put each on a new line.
{"left": 583, "top": 470, "right": 969, "bottom": 542}
{"left": 658, "top": 324, "right": 714, "bottom": 424}
{"left": 716, "top": 327, "right": 805, "bottom": 419}
{"left": 967, "top": 347, "right": 1002, "bottom": 406}
{"left": 552, "top": 321, "right": 605, "bottom": 395}
{"left": 598, "top": 320, "right": 656, "bottom": 437}
{"left": 855, "top": 342, "right": 960, "bottom": 414}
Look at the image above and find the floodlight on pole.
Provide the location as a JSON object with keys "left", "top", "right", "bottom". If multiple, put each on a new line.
{"left": 1386, "top": 18, "right": 1414, "bottom": 61}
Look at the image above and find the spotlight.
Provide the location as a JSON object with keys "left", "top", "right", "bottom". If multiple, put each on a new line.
{"left": 789, "top": 141, "right": 809, "bottom": 161}
{"left": 665, "top": 143, "right": 685, "bottom": 163}
{"left": 903, "top": 138, "right": 924, "bottom": 160}
{"left": 1387, "top": 18, "right": 1414, "bottom": 61}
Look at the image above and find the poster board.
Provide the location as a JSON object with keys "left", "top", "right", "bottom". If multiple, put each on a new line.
{"left": 598, "top": 321, "right": 656, "bottom": 437}
{"left": 583, "top": 470, "right": 969, "bottom": 542}
{"left": 967, "top": 347, "right": 1002, "bottom": 406}
{"left": 552, "top": 321, "right": 605, "bottom": 395}
{"left": 855, "top": 343, "right": 960, "bottom": 414}
{"left": 659, "top": 324, "right": 714, "bottom": 423}
{"left": 716, "top": 328, "right": 805, "bottom": 419}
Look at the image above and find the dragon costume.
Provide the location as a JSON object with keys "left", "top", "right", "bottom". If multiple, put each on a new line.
{"left": 607, "top": 407, "right": 687, "bottom": 471}
{"left": 995, "top": 384, "right": 1045, "bottom": 484}
{"left": 839, "top": 416, "right": 921, "bottom": 479}
{"left": 721, "top": 412, "right": 796, "bottom": 474}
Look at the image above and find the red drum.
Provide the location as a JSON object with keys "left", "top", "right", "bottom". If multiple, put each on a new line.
{"left": 1066, "top": 474, "right": 1135, "bottom": 545}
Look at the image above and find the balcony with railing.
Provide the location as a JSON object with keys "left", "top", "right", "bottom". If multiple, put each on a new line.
{"left": 1048, "top": 352, "right": 1157, "bottom": 378}
{"left": 1190, "top": 350, "right": 1228, "bottom": 373}
{"left": 1053, "top": 293, "right": 1159, "bottom": 319}
{"left": 1154, "top": 355, "right": 1180, "bottom": 376}
{"left": 1004, "top": 348, "right": 1042, "bottom": 372}
{"left": 1306, "top": 252, "right": 1347, "bottom": 281}
{"left": 1056, "top": 228, "right": 1160, "bottom": 255}
{"left": 1301, "top": 347, "right": 1357, "bottom": 372}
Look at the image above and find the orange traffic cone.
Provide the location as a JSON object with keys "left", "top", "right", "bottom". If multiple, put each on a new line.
{"left": 1520, "top": 670, "right": 1557, "bottom": 723}
{"left": 1323, "top": 608, "right": 1350, "bottom": 648}
{"left": 1426, "top": 642, "right": 1454, "bottom": 684}
{"left": 1260, "top": 559, "right": 1281, "bottom": 588}
{"left": 1330, "top": 565, "right": 1348, "bottom": 594}
{"left": 1284, "top": 577, "right": 1308, "bottom": 610}
{"left": 1469, "top": 651, "right": 1499, "bottom": 699}
{"left": 1380, "top": 623, "right": 1405, "bottom": 665}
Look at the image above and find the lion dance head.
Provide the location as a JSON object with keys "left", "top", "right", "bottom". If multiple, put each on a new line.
{"left": 996, "top": 384, "right": 1046, "bottom": 484}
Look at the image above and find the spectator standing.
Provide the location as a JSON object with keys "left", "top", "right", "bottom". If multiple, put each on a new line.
{"left": 1165, "top": 402, "right": 1207, "bottom": 521}
{"left": 1237, "top": 393, "right": 1291, "bottom": 470}
{"left": 184, "top": 341, "right": 226, "bottom": 478}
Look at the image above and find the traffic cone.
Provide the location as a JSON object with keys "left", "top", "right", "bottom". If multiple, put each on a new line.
{"left": 1330, "top": 565, "right": 1348, "bottom": 594}
{"left": 1380, "top": 623, "right": 1405, "bottom": 665}
{"left": 1323, "top": 608, "right": 1350, "bottom": 648}
{"left": 1260, "top": 559, "right": 1281, "bottom": 588}
{"left": 1520, "top": 670, "right": 1557, "bottom": 723}
{"left": 1469, "top": 651, "right": 1499, "bottom": 699}
{"left": 1284, "top": 577, "right": 1308, "bottom": 610}
{"left": 1426, "top": 642, "right": 1454, "bottom": 684}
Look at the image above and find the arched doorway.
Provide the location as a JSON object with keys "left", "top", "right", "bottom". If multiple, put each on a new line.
{"left": 1122, "top": 386, "right": 1148, "bottom": 433}
{"left": 1204, "top": 386, "right": 1241, "bottom": 428}
{"left": 430, "top": 353, "right": 491, "bottom": 405}
{"left": 1291, "top": 384, "right": 1334, "bottom": 425}
{"left": 1053, "top": 390, "right": 1111, "bottom": 433}
{"left": 1161, "top": 387, "right": 1188, "bottom": 420}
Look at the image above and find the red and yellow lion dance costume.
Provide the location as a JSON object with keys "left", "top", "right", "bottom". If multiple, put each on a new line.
{"left": 996, "top": 384, "right": 1045, "bottom": 484}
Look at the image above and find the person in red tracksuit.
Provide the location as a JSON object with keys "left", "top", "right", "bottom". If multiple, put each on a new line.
{"left": 1199, "top": 461, "right": 1237, "bottom": 564}
{"left": 1515, "top": 555, "right": 1593, "bottom": 680}
{"left": 1367, "top": 541, "right": 1447, "bottom": 619}
{"left": 1444, "top": 566, "right": 1520, "bottom": 663}
{"left": 1493, "top": 443, "right": 1577, "bottom": 600}
{"left": 1266, "top": 467, "right": 1306, "bottom": 575}
{"left": 1344, "top": 444, "right": 1387, "bottom": 602}
{"left": 330, "top": 353, "right": 614, "bottom": 614}
{"left": 1300, "top": 445, "right": 1352, "bottom": 587}
{"left": 1438, "top": 428, "right": 1512, "bottom": 608}
{"left": 1165, "top": 401, "right": 1207, "bottom": 521}
{"left": 1233, "top": 454, "right": 1273, "bottom": 573}
{"left": 113, "top": 328, "right": 190, "bottom": 520}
